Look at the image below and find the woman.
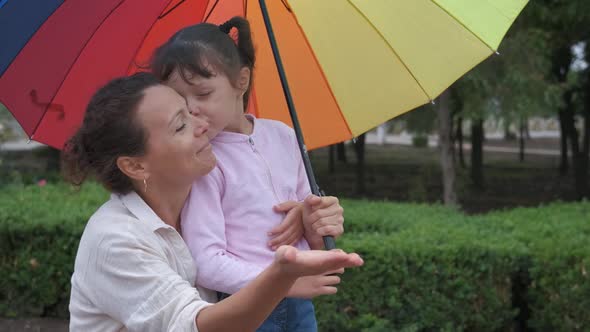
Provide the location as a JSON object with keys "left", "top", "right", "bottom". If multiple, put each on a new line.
{"left": 63, "top": 72, "right": 363, "bottom": 332}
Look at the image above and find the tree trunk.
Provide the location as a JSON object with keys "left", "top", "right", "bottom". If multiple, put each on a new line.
{"left": 449, "top": 110, "right": 456, "bottom": 165}
{"left": 519, "top": 118, "right": 526, "bottom": 162}
{"left": 438, "top": 90, "right": 458, "bottom": 207}
{"left": 328, "top": 145, "right": 335, "bottom": 173}
{"left": 450, "top": 88, "right": 465, "bottom": 169}
{"left": 456, "top": 116, "right": 466, "bottom": 168}
{"left": 562, "top": 90, "right": 588, "bottom": 200}
{"left": 559, "top": 109, "right": 570, "bottom": 175}
{"left": 471, "top": 119, "right": 485, "bottom": 190}
{"left": 336, "top": 142, "right": 347, "bottom": 163}
{"left": 585, "top": 94, "right": 590, "bottom": 158}
{"left": 581, "top": 106, "right": 590, "bottom": 199}
{"left": 565, "top": 113, "right": 587, "bottom": 200}
{"left": 585, "top": 109, "right": 590, "bottom": 159}
{"left": 354, "top": 134, "right": 366, "bottom": 195}
{"left": 581, "top": 69, "right": 590, "bottom": 199}
{"left": 553, "top": 46, "right": 572, "bottom": 175}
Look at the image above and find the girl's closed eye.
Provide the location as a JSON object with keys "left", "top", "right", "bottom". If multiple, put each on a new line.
{"left": 176, "top": 123, "right": 186, "bottom": 132}
{"left": 196, "top": 90, "right": 212, "bottom": 97}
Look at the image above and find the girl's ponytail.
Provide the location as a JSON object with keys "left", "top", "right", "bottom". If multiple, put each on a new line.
{"left": 219, "top": 17, "right": 255, "bottom": 110}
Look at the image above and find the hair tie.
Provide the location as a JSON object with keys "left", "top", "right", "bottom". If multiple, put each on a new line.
{"left": 219, "top": 20, "right": 232, "bottom": 34}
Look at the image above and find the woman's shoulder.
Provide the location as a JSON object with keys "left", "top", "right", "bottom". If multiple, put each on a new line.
{"left": 80, "top": 194, "right": 154, "bottom": 250}
{"left": 90, "top": 196, "right": 140, "bottom": 230}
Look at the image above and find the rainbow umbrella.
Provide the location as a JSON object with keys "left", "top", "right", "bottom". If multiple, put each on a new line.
{"left": 0, "top": 0, "right": 529, "bottom": 150}
{"left": 0, "top": 0, "right": 529, "bottom": 248}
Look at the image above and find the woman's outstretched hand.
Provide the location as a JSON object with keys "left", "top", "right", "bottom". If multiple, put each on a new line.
{"left": 197, "top": 246, "right": 362, "bottom": 331}
{"left": 274, "top": 245, "right": 363, "bottom": 277}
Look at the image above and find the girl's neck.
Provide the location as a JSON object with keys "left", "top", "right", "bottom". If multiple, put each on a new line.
{"left": 224, "top": 114, "right": 254, "bottom": 135}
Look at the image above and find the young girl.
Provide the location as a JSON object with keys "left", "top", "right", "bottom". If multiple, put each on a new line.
{"left": 151, "top": 17, "right": 344, "bottom": 331}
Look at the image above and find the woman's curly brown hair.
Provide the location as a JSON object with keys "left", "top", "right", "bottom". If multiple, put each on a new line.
{"left": 61, "top": 72, "right": 159, "bottom": 194}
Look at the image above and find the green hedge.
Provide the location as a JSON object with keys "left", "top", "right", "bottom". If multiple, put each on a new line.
{"left": 481, "top": 205, "right": 590, "bottom": 331}
{"left": 315, "top": 200, "right": 590, "bottom": 331}
{"left": 315, "top": 234, "right": 523, "bottom": 331}
{"left": 0, "top": 183, "right": 107, "bottom": 317}
{"left": 1, "top": 183, "right": 589, "bottom": 331}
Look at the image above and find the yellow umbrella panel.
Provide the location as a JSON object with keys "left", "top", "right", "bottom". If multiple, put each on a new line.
{"left": 201, "top": 0, "right": 528, "bottom": 149}
{"left": 286, "top": 0, "right": 529, "bottom": 141}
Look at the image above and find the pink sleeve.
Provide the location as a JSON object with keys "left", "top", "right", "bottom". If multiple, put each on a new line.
{"left": 181, "top": 167, "right": 264, "bottom": 294}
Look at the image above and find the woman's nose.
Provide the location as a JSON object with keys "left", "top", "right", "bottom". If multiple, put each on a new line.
{"left": 193, "top": 117, "right": 209, "bottom": 137}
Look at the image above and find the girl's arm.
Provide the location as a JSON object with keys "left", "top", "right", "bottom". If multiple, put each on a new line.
{"left": 185, "top": 168, "right": 347, "bottom": 300}
{"left": 182, "top": 168, "right": 264, "bottom": 294}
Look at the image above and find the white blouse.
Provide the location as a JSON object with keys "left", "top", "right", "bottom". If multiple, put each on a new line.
{"left": 69, "top": 191, "right": 215, "bottom": 332}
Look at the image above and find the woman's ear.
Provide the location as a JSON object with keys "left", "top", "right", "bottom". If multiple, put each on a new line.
{"left": 238, "top": 67, "right": 251, "bottom": 94}
{"left": 116, "top": 156, "right": 149, "bottom": 182}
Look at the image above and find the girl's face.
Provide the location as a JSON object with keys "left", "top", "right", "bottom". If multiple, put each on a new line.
{"left": 165, "top": 65, "right": 249, "bottom": 139}
{"left": 135, "top": 85, "right": 216, "bottom": 187}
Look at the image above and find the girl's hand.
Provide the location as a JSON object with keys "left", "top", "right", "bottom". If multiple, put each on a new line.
{"left": 286, "top": 268, "right": 345, "bottom": 299}
{"left": 268, "top": 201, "right": 304, "bottom": 250}
{"left": 302, "top": 195, "right": 345, "bottom": 249}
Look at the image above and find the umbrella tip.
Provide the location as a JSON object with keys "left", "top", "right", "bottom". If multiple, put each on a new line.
{"left": 495, "top": 51, "right": 500, "bottom": 55}
{"left": 430, "top": 99, "right": 436, "bottom": 105}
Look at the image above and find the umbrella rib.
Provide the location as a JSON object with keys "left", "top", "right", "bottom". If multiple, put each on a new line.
{"left": 30, "top": 0, "right": 153, "bottom": 141}
{"left": 429, "top": 0, "right": 498, "bottom": 52}
{"left": 204, "top": 0, "right": 220, "bottom": 22}
{"left": 126, "top": 0, "right": 176, "bottom": 73}
{"left": 481, "top": 0, "right": 512, "bottom": 21}
{"left": 158, "top": 0, "right": 186, "bottom": 19}
{"left": 344, "top": 0, "right": 433, "bottom": 102}
{"left": 285, "top": 8, "right": 353, "bottom": 140}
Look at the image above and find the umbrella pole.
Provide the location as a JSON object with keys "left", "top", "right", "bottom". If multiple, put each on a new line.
{"left": 259, "top": 0, "right": 336, "bottom": 250}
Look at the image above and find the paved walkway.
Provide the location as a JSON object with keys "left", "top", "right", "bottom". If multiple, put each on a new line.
{"left": 365, "top": 132, "right": 560, "bottom": 156}
{"left": 0, "top": 140, "right": 44, "bottom": 151}
{"left": 0, "top": 318, "right": 68, "bottom": 332}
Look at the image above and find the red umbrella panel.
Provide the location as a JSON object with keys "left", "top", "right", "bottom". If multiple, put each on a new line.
{"left": 0, "top": 0, "right": 209, "bottom": 149}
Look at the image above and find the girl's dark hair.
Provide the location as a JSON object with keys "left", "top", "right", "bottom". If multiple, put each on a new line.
{"left": 151, "top": 16, "right": 255, "bottom": 111}
{"left": 61, "top": 72, "right": 160, "bottom": 194}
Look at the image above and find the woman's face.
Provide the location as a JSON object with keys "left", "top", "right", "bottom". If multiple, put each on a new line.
{"left": 136, "top": 85, "right": 216, "bottom": 186}
{"left": 165, "top": 66, "right": 246, "bottom": 139}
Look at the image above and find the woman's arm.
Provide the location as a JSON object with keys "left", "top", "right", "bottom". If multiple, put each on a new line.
{"left": 77, "top": 220, "right": 361, "bottom": 332}
{"left": 196, "top": 246, "right": 363, "bottom": 332}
